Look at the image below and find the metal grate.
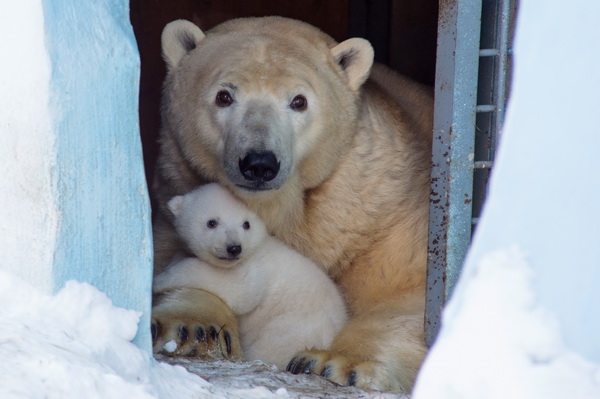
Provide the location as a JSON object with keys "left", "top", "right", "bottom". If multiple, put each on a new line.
{"left": 472, "top": 0, "right": 516, "bottom": 225}
{"left": 425, "top": 0, "right": 517, "bottom": 347}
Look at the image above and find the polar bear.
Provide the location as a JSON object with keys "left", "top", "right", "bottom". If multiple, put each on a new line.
{"left": 152, "top": 17, "right": 433, "bottom": 393}
{"left": 153, "top": 183, "right": 348, "bottom": 369}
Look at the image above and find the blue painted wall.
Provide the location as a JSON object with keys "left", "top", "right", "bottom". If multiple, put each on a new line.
{"left": 43, "top": 0, "right": 153, "bottom": 351}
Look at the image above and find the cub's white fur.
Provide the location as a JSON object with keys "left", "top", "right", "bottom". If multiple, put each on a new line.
{"left": 153, "top": 183, "right": 348, "bottom": 368}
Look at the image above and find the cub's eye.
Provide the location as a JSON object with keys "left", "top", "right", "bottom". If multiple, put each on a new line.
{"left": 215, "top": 90, "right": 233, "bottom": 107}
{"left": 243, "top": 221, "right": 250, "bottom": 230}
{"left": 207, "top": 219, "right": 218, "bottom": 228}
{"left": 290, "top": 95, "right": 307, "bottom": 111}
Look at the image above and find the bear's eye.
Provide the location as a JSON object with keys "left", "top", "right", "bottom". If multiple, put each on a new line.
{"left": 243, "top": 221, "right": 250, "bottom": 230}
{"left": 215, "top": 90, "right": 233, "bottom": 107}
{"left": 290, "top": 95, "right": 307, "bottom": 111}
{"left": 207, "top": 219, "right": 218, "bottom": 228}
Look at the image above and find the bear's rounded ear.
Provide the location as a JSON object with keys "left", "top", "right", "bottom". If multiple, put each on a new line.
{"left": 167, "top": 195, "right": 185, "bottom": 217}
{"left": 331, "top": 38, "right": 374, "bottom": 91}
{"left": 161, "top": 19, "right": 206, "bottom": 71}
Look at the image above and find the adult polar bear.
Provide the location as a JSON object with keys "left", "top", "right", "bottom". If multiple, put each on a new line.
{"left": 152, "top": 16, "right": 433, "bottom": 393}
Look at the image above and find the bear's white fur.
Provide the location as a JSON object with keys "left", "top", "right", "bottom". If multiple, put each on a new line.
{"left": 153, "top": 17, "right": 434, "bottom": 392}
{"left": 153, "top": 183, "right": 348, "bottom": 369}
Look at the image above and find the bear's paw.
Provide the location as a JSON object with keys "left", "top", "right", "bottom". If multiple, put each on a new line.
{"left": 151, "top": 287, "right": 242, "bottom": 360}
{"left": 287, "top": 349, "right": 405, "bottom": 393}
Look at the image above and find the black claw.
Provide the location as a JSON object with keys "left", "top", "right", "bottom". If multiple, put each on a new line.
{"left": 348, "top": 371, "right": 357, "bottom": 386}
{"left": 302, "top": 360, "right": 316, "bottom": 374}
{"left": 294, "top": 359, "right": 306, "bottom": 374}
{"left": 291, "top": 358, "right": 307, "bottom": 374}
{"left": 320, "top": 365, "right": 332, "bottom": 379}
{"left": 151, "top": 322, "right": 159, "bottom": 345}
{"left": 286, "top": 358, "right": 297, "bottom": 373}
{"left": 178, "top": 325, "right": 189, "bottom": 342}
{"left": 196, "top": 326, "right": 206, "bottom": 342}
{"left": 209, "top": 326, "right": 219, "bottom": 341}
{"left": 224, "top": 330, "right": 232, "bottom": 354}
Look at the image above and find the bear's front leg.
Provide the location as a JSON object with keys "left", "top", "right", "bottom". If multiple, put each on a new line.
{"left": 151, "top": 287, "right": 243, "bottom": 361}
{"left": 287, "top": 297, "right": 426, "bottom": 393}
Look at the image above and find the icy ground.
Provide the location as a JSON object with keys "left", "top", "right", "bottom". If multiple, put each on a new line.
{"left": 0, "top": 269, "right": 403, "bottom": 399}
{"left": 158, "top": 356, "right": 403, "bottom": 399}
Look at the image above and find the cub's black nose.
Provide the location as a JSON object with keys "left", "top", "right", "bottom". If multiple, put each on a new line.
{"left": 227, "top": 245, "right": 242, "bottom": 256}
{"left": 239, "top": 151, "right": 280, "bottom": 182}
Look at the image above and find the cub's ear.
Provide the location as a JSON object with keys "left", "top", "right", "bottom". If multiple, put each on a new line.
{"left": 161, "top": 19, "right": 206, "bottom": 71}
{"left": 167, "top": 195, "right": 185, "bottom": 218}
{"left": 331, "top": 38, "right": 374, "bottom": 91}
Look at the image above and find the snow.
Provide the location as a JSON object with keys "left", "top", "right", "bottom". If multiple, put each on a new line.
{"left": 2, "top": 0, "right": 599, "bottom": 397}
{"left": 0, "top": 0, "right": 58, "bottom": 291}
{"left": 413, "top": 0, "right": 600, "bottom": 398}
{"left": 163, "top": 340, "right": 178, "bottom": 353}
{"left": 0, "top": 269, "right": 403, "bottom": 399}
{"left": 466, "top": 0, "right": 600, "bottom": 360}
{"left": 0, "top": 269, "right": 210, "bottom": 399}
{"left": 413, "top": 248, "right": 600, "bottom": 398}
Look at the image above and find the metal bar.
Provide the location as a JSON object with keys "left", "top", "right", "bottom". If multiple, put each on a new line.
{"left": 471, "top": 0, "right": 500, "bottom": 227}
{"left": 479, "top": 48, "right": 500, "bottom": 57}
{"left": 473, "top": 161, "right": 493, "bottom": 169}
{"left": 476, "top": 104, "right": 496, "bottom": 112}
{"left": 426, "top": 0, "right": 483, "bottom": 347}
{"left": 494, "top": 0, "right": 512, "bottom": 141}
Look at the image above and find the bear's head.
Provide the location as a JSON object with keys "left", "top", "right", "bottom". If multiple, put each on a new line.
{"left": 167, "top": 183, "right": 267, "bottom": 268}
{"left": 160, "top": 17, "right": 374, "bottom": 198}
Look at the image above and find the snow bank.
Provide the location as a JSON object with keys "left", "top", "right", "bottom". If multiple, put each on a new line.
{"left": 0, "top": 270, "right": 298, "bottom": 399}
{"left": 0, "top": 0, "right": 58, "bottom": 291}
{"left": 413, "top": 248, "right": 600, "bottom": 398}
{"left": 414, "top": 0, "right": 600, "bottom": 397}
{"left": 0, "top": 270, "right": 208, "bottom": 398}
{"left": 464, "top": 0, "right": 600, "bottom": 361}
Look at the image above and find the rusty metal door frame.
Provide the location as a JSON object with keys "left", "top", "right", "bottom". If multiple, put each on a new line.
{"left": 426, "top": 0, "right": 516, "bottom": 346}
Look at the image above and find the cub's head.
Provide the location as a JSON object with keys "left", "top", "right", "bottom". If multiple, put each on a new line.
{"left": 168, "top": 183, "right": 267, "bottom": 268}
{"left": 160, "top": 17, "right": 374, "bottom": 198}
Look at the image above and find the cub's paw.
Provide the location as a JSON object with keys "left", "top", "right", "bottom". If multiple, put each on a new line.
{"left": 287, "top": 350, "right": 387, "bottom": 392}
{"left": 151, "top": 287, "right": 242, "bottom": 360}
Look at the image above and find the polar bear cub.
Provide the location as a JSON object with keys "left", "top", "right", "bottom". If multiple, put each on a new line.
{"left": 153, "top": 183, "right": 348, "bottom": 369}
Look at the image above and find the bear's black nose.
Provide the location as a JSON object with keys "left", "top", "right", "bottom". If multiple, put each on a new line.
{"left": 227, "top": 245, "right": 242, "bottom": 256}
{"left": 239, "top": 151, "right": 280, "bottom": 182}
